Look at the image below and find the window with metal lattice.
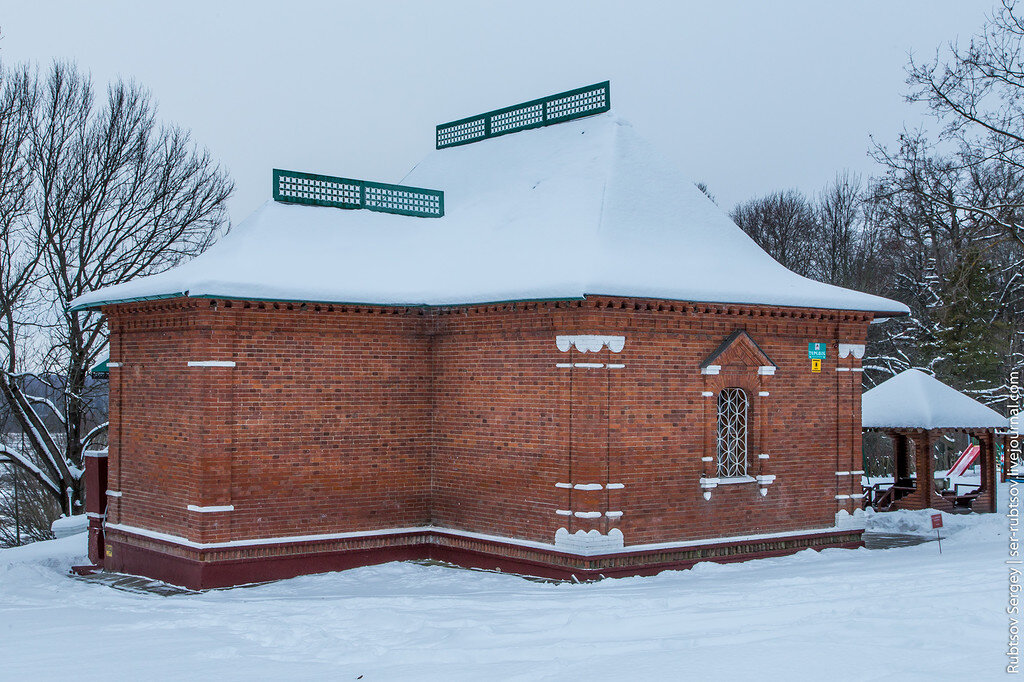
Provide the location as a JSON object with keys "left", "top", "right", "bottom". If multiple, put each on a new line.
{"left": 716, "top": 387, "right": 749, "bottom": 478}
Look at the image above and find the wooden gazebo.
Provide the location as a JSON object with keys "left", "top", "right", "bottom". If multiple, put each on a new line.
{"left": 862, "top": 369, "right": 1007, "bottom": 513}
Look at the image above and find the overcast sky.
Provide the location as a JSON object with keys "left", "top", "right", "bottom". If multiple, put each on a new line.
{"left": 0, "top": 1, "right": 993, "bottom": 225}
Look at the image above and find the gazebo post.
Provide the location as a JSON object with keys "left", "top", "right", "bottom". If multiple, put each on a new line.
{"left": 917, "top": 430, "right": 936, "bottom": 508}
{"left": 897, "top": 428, "right": 953, "bottom": 512}
{"left": 976, "top": 431, "right": 997, "bottom": 513}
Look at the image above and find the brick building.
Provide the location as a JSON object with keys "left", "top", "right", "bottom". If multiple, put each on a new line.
{"left": 73, "top": 83, "right": 909, "bottom": 588}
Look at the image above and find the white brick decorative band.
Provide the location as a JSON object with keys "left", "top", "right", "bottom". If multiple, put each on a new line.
{"left": 851, "top": 470, "right": 865, "bottom": 475}
{"left": 701, "top": 391, "right": 714, "bottom": 397}
{"left": 555, "top": 509, "right": 572, "bottom": 516}
{"left": 838, "top": 343, "right": 866, "bottom": 359}
{"left": 834, "top": 494, "right": 851, "bottom": 500}
{"left": 758, "top": 453, "right": 770, "bottom": 460}
{"left": 606, "top": 483, "right": 625, "bottom": 490}
{"left": 107, "top": 362, "right": 122, "bottom": 368}
{"left": 573, "top": 483, "right": 603, "bottom": 491}
{"left": 605, "top": 511, "right": 623, "bottom": 518}
{"left": 557, "top": 362, "right": 624, "bottom": 369}
{"left": 555, "top": 335, "right": 625, "bottom": 353}
{"left": 106, "top": 522, "right": 844, "bottom": 556}
{"left": 554, "top": 528, "right": 625, "bottom": 554}
{"left": 86, "top": 511, "right": 105, "bottom": 520}
{"left": 187, "top": 360, "right": 236, "bottom": 367}
{"left": 851, "top": 368, "right": 864, "bottom": 372}
{"left": 836, "top": 367, "right": 851, "bottom": 372}
{"left": 835, "top": 471, "right": 851, "bottom": 476}
{"left": 187, "top": 504, "right": 235, "bottom": 513}
{"left": 701, "top": 365, "right": 721, "bottom": 375}
{"left": 849, "top": 493, "right": 866, "bottom": 499}
{"left": 555, "top": 482, "right": 572, "bottom": 489}
{"left": 573, "top": 511, "right": 603, "bottom": 519}
{"left": 106, "top": 490, "right": 122, "bottom": 497}
{"left": 758, "top": 391, "right": 769, "bottom": 397}
{"left": 701, "top": 456, "right": 714, "bottom": 462}
{"left": 755, "top": 474, "right": 776, "bottom": 485}
{"left": 758, "top": 366, "right": 776, "bottom": 375}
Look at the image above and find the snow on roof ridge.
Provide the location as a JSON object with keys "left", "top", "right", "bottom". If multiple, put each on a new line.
{"left": 70, "top": 107, "right": 911, "bottom": 315}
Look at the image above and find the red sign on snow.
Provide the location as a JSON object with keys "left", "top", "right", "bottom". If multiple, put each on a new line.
{"left": 931, "top": 513, "right": 943, "bottom": 529}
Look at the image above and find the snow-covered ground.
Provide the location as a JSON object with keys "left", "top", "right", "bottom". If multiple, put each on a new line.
{"left": 1, "top": 487, "right": 1013, "bottom": 681}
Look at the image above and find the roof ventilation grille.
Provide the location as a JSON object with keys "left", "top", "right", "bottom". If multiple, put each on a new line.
{"left": 272, "top": 169, "right": 444, "bottom": 218}
{"left": 436, "top": 81, "right": 610, "bottom": 150}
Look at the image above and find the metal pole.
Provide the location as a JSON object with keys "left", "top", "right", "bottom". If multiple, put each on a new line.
{"left": 13, "top": 461, "right": 20, "bottom": 546}
{"left": 16, "top": 426, "right": 24, "bottom": 546}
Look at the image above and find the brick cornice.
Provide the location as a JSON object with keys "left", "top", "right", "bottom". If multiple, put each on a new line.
{"left": 105, "top": 294, "right": 875, "bottom": 324}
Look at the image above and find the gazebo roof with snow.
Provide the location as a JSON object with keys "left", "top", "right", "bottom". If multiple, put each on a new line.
{"left": 862, "top": 369, "right": 1008, "bottom": 431}
{"left": 70, "top": 82, "right": 910, "bottom": 315}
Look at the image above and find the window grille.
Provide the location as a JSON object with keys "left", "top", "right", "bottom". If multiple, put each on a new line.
{"left": 716, "top": 388, "right": 749, "bottom": 478}
{"left": 272, "top": 170, "right": 444, "bottom": 218}
{"left": 435, "top": 81, "right": 611, "bottom": 149}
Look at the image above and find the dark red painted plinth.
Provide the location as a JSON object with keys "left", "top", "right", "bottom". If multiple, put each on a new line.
{"left": 70, "top": 564, "right": 102, "bottom": 576}
{"left": 103, "top": 527, "right": 865, "bottom": 590}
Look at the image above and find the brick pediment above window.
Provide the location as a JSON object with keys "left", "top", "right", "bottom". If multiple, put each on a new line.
{"left": 700, "top": 330, "right": 776, "bottom": 374}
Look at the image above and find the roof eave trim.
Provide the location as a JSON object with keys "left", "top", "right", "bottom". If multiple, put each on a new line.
{"left": 69, "top": 291, "right": 189, "bottom": 312}
{"left": 68, "top": 290, "right": 910, "bottom": 317}
{"left": 581, "top": 292, "right": 910, "bottom": 317}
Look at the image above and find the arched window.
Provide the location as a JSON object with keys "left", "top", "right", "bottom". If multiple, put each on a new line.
{"left": 716, "top": 387, "right": 748, "bottom": 478}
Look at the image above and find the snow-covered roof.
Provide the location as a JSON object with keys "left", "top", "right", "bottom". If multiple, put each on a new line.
{"left": 70, "top": 113, "right": 910, "bottom": 314}
{"left": 862, "top": 369, "right": 1008, "bottom": 430}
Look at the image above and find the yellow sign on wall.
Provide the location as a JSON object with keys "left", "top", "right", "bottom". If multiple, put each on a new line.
{"left": 811, "top": 359, "right": 822, "bottom": 373}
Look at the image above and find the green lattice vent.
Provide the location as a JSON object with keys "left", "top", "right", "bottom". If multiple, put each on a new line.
{"left": 273, "top": 169, "right": 444, "bottom": 218}
{"left": 436, "top": 81, "right": 610, "bottom": 150}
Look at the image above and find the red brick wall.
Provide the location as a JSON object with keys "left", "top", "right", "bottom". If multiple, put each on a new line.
{"left": 104, "top": 297, "right": 870, "bottom": 550}
{"left": 106, "top": 299, "right": 433, "bottom": 545}
{"left": 106, "top": 301, "right": 208, "bottom": 538}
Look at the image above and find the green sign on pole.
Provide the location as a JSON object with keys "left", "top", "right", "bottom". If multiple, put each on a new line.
{"left": 808, "top": 342, "right": 826, "bottom": 360}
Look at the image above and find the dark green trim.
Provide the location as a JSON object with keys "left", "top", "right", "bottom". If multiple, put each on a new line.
{"left": 69, "top": 291, "right": 188, "bottom": 312}
{"left": 70, "top": 288, "right": 907, "bottom": 318}
{"left": 187, "top": 294, "right": 584, "bottom": 309}
{"left": 581, "top": 292, "right": 910, "bottom": 318}
{"left": 436, "top": 81, "right": 611, "bottom": 150}
{"left": 272, "top": 169, "right": 444, "bottom": 218}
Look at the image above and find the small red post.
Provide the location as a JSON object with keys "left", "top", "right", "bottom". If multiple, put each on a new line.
{"left": 84, "top": 451, "right": 108, "bottom": 567}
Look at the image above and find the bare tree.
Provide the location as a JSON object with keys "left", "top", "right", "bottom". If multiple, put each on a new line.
{"left": 864, "top": 135, "right": 1024, "bottom": 404}
{"left": 730, "top": 189, "right": 817, "bottom": 276}
{"left": 816, "top": 172, "right": 863, "bottom": 288}
{"left": 898, "top": 0, "right": 1024, "bottom": 246}
{"left": 0, "top": 61, "right": 233, "bottom": 518}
